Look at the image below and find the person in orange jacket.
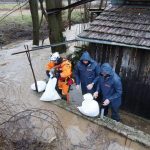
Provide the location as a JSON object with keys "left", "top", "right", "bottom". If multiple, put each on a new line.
{"left": 46, "top": 52, "right": 73, "bottom": 101}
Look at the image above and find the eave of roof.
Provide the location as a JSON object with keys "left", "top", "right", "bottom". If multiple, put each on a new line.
{"left": 76, "top": 36, "right": 150, "bottom": 51}
{"left": 78, "top": 5, "right": 150, "bottom": 50}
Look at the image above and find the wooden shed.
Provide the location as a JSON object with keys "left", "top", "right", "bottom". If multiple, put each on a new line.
{"left": 77, "top": 0, "right": 150, "bottom": 119}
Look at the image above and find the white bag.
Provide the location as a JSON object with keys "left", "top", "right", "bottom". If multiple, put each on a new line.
{"left": 31, "top": 81, "right": 46, "bottom": 92}
{"left": 77, "top": 93, "right": 99, "bottom": 117}
{"left": 40, "top": 78, "right": 61, "bottom": 101}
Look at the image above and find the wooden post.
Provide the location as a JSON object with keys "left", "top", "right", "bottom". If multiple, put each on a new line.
{"left": 24, "top": 45, "right": 38, "bottom": 92}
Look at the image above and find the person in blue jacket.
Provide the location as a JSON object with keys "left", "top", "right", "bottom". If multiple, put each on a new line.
{"left": 93, "top": 63, "right": 122, "bottom": 122}
{"left": 74, "top": 51, "right": 100, "bottom": 94}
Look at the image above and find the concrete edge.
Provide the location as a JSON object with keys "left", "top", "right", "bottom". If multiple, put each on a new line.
{"left": 51, "top": 100, "right": 150, "bottom": 147}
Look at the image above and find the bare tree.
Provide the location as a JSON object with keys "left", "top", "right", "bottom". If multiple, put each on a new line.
{"left": 99, "top": 0, "right": 104, "bottom": 9}
{"left": 29, "top": 0, "right": 40, "bottom": 46}
{"left": 45, "top": 0, "right": 66, "bottom": 53}
{"left": 67, "top": 0, "right": 74, "bottom": 30}
{"left": 83, "top": 3, "right": 89, "bottom": 22}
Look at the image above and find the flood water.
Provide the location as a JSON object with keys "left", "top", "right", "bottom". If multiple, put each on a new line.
{"left": 0, "top": 39, "right": 149, "bottom": 150}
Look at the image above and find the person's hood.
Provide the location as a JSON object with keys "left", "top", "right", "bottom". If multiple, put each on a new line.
{"left": 100, "top": 63, "right": 113, "bottom": 76}
{"left": 80, "top": 51, "right": 93, "bottom": 62}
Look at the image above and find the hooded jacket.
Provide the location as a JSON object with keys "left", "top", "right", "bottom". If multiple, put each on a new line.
{"left": 46, "top": 59, "right": 72, "bottom": 78}
{"left": 74, "top": 51, "right": 100, "bottom": 94}
{"left": 97, "top": 63, "right": 122, "bottom": 105}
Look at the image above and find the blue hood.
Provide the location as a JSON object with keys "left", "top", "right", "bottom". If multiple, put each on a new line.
{"left": 80, "top": 51, "right": 93, "bottom": 62}
{"left": 100, "top": 63, "right": 113, "bottom": 75}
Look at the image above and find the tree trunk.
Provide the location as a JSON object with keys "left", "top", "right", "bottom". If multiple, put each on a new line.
{"left": 29, "top": 0, "right": 39, "bottom": 46}
{"left": 83, "top": 3, "right": 89, "bottom": 22}
{"left": 45, "top": 0, "right": 66, "bottom": 53}
{"left": 68, "top": 0, "right": 74, "bottom": 30}
{"left": 99, "top": 0, "right": 104, "bottom": 9}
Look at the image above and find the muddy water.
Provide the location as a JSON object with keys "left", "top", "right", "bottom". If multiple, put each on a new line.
{"left": 0, "top": 40, "right": 149, "bottom": 150}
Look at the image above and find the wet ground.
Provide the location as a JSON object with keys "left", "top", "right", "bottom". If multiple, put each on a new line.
{"left": 0, "top": 40, "right": 149, "bottom": 150}
{"left": 0, "top": 24, "right": 149, "bottom": 149}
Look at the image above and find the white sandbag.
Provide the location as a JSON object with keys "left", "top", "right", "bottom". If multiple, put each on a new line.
{"left": 77, "top": 93, "right": 99, "bottom": 117}
{"left": 40, "top": 77, "right": 61, "bottom": 101}
{"left": 31, "top": 81, "right": 46, "bottom": 92}
{"left": 83, "top": 93, "right": 93, "bottom": 101}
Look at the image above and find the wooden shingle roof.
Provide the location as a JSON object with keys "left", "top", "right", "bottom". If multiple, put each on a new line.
{"left": 78, "top": 6, "right": 150, "bottom": 49}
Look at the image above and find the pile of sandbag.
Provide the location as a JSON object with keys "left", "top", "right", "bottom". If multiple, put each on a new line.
{"left": 31, "top": 78, "right": 61, "bottom": 101}
{"left": 77, "top": 93, "right": 99, "bottom": 117}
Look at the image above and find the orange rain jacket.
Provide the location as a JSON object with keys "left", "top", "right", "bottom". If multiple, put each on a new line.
{"left": 46, "top": 59, "right": 72, "bottom": 96}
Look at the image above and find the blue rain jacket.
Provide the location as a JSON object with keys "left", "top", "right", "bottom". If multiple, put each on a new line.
{"left": 74, "top": 51, "right": 100, "bottom": 94}
{"left": 97, "top": 63, "right": 122, "bottom": 106}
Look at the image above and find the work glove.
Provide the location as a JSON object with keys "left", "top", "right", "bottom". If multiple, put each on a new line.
{"left": 46, "top": 70, "right": 50, "bottom": 77}
{"left": 55, "top": 72, "right": 60, "bottom": 78}
{"left": 48, "top": 68, "right": 56, "bottom": 78}
{"left": 50, "top": 68, "right": 55, "bottom": 74}
{"left": 54, "top": 69, "right": 62, "bottom": 78}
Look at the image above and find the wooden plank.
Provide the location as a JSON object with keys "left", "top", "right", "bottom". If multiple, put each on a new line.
{"left": 12, "top": 39, "right": 79, "bottom": 55}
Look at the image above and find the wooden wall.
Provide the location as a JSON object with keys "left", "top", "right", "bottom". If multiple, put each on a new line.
{"left": 88, "top": 43, "right": 150, "bottom": 119}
